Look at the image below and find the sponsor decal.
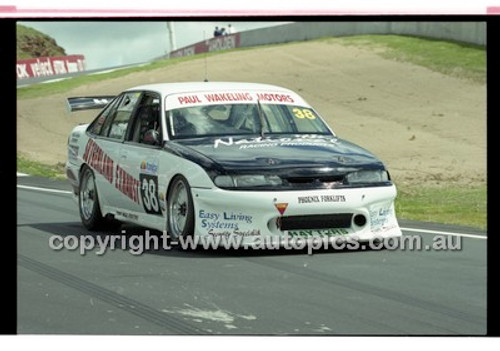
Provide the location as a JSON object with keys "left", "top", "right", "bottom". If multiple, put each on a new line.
{"left": 286, "top": 228, "right": 349, "bottom": 238}
{"left": 235, "top": 142, "right": 278, "bottom": 150}
{"left": 167, "top": 90, "right": 304, "bottom": 109}
{"left": 214, "top": 135, "right": 338, "bottom": 149}
{"left": 199, "top": 210, "right": 253, "bottom": 230}
{"left": 369, "top": 205, "right": 393, "bottom": 229}
{"left": 140, "top": 160, "right": 159, "bottom": 175}
{"left": 208, "top": 229, "right": 261, "bottom": 237}
{"left": 205, "top": 92, "right": 253, "bottom": 103}
{"left": 256, "top": 92, "right": 294, "bottom": 103}
{"left": 372, "top": 224, "right": 398, "bottom": 234}
{"left": 93, "top": 98, "right": 112, "bottom": 105}
{"left": 116, "top": 210, "right": 139, "bottom": 221}
{"left": 273, "top": 200, "right": 288, "bottom": 215}
{"left": 83, "top": 139, "right": 140, "bottom": 204}
{"left": 82, "top": 139, "right": 114, "bottom": 184}
{"left": 223, "top": 211, "right": 253, "bottom": 223}
{"left": 177, "top": 95, "right": 203, "bottom": 105}
{"left": 297, "top": 195, "right": 346, "bottom": 204}
{"left": 115, "top": 164, "right": 140, "bottom": 204}
{"left": 176, "top": 92, "right": 254, "bottom": 106}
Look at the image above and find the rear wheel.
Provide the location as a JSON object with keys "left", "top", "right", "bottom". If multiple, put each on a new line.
{"left": 79, "top": 166, "right": 105, "bottom": 230}
{"left": 167, "top": 175, "right": 195, "bottom": 240}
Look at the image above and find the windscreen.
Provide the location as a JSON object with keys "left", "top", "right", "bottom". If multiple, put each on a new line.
{"left": 168, "top": 103, "right": 332, "bottom": 139}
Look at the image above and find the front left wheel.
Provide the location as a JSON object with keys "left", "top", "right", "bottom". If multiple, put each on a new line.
{"left": 167, "top": 175, "right": 195, "bottom": 240}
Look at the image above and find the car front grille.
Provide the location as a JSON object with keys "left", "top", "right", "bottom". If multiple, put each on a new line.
{"left": 278, "top": 213, "right": 353, "bottom": 231}
{"left": 285, "top": 175, "right": 345, "bottom": 187}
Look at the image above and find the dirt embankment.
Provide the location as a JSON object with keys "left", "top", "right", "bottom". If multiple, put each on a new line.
{"left": 17, "top": 41, "right": 486, "bottom": 187}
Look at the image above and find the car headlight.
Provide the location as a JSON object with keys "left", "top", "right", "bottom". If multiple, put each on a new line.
{"left": 345, "top": 170, "right": 389, "bottom": 184}
{"left": 214, "top": 175, "right": 283, "bottom": 188}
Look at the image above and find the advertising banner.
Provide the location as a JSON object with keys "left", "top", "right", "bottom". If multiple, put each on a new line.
{"left": 16, "top": 55, "right": 86, "bottom": 79}
{"left": 170, "top": 33, "right": 241, "bottom": 58}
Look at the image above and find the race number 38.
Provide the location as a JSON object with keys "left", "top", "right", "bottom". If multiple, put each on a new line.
{"left": 140, "top": 174, "right": 161, "bottom": 215}
{"left": 292, "top": 108, "right": 316, "bottom": 120}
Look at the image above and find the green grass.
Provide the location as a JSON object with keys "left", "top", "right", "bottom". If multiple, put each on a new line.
{"left": 17, "top": 154, "right": 66, "bottom": 180}
{"left": 329, "top": 34, "right": 486, "bottom": 83}
{"left": 395, "top": 184, "right": 487, "bottom": 229}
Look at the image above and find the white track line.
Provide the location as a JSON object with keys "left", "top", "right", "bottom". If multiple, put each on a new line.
{"left": 16, "top": 172, "right": 29, "bottom": 177}
{"left": 401, "top": 227, "right": 486, "bottom": 240}
{"left": 17, "top": 184, "right": 72, "bottom": 195}
{"left": 16, "top": 184, "right": 487, "bottom": 240}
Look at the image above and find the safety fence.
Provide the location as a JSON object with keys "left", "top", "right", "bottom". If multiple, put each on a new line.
{"left": 168, "top": 21, "right": 485, "bottom": 59}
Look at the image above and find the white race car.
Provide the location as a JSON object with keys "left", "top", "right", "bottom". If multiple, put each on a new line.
{"left": 65, "top": 82, "right": 401, "bottom": 247}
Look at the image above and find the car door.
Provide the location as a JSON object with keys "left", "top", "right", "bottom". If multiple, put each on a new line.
{"left": 115, "top": 92, "right": 166, "bottom": 229}
{"left": 82, "top": 94, "right": 124, "bottom": 211}
{"left": 90, "top": 91, "right": 142, "bottom": 212}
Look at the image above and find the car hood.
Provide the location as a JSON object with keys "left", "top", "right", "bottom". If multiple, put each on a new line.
{"left": 165, "top": 134, "right": 386, "bottom": 176}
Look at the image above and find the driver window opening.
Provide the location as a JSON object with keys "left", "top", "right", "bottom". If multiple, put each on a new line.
{"left": 131, "top": 95, "right": 161, "bottom": 145}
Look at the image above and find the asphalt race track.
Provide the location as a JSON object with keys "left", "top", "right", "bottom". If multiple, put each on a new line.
{"left": 17, "top": 176, "right": 487, "bottom": 335}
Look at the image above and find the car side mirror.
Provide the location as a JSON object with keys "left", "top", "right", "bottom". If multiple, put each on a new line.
{"left": 143, "top": 129, "right": 160, "bottom": 146}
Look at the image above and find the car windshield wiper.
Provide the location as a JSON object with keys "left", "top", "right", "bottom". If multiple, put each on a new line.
{"left": 256, "top": 99, "right": 266, "bottom": 138}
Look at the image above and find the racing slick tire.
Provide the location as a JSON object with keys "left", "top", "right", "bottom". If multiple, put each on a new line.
{"left": 78, "top": 165, "right": 106, "bottom": 230}
{"left": 167, "top": 175, "right": 195, "bottom": 242}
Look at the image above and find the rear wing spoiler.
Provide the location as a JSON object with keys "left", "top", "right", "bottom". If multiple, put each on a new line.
{"left": 66, "top": 96, "right": 116, "bottom": 112}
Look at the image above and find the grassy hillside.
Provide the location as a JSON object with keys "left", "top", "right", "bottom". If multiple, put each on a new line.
{"left": 332, "top": 35, "right": 486, "bottom": 84}
{"left": 17, "top": 24, "right": 66, "bottom": 59}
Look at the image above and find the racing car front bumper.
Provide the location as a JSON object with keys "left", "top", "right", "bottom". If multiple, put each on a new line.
{"left": 191, "top": 184, "right": 402, "bottom": 246}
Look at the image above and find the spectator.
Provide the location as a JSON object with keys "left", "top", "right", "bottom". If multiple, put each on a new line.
{"left": 214, "top": 26, "right": 221, "bottom": 37}
{"left": 227, "top": 24, "right": 235, "bottom": 34}
{"left": 219, "top": 27, "right": 226, "bottom": 36}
